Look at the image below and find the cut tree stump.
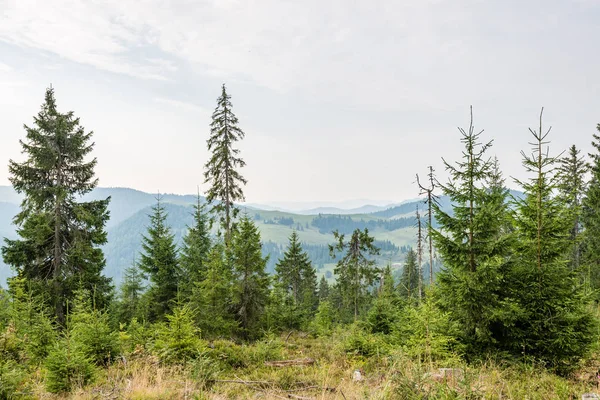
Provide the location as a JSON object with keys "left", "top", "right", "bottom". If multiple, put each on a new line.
{"left": 264, "top": 358, "right": 315, "bottom": 367}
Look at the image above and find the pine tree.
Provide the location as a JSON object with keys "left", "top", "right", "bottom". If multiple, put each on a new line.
{"left": 432, "top": 107, "right": 512, "bottom": 356}
{"left": 138, "top": 196, "right": 179, "bottom": 321}
{"left": 557, "top": 145, "right": 588, "bottom": 271}
{"left": 203, "top": 84, "right": 247, "bottom": 246}
{"left": 398, "top": 248, "right": 420, "bottom": 300}
{"left": 329, "top": 228, "right": 380, "bottom": 321}
{"left": 180, "top": 193, "right": 211, "bottom": 298}
{"left": 507, "top": 110, "right": 595, "bottom": 370}
{"left": 231, "top": 215, "right": 270, "bottom": 339}
{"left": 367, "top": 265, "right": 398, "bottom": 334}
{"left": 116, "top": 263, "right": 145, "bottom": 324}
{"left": 275, "top": 231, "right": 317, "bottom": 323}
{"left": 583, "top": 124, "right": 600, "bottom": 291}
{"left": 317, "top": 276, "right": 330, "bottom": 301}
{"left": 2, "top": 87, "right": 111, "bottom": 324}
{"left": 193, "top": 243, "right": 236, "bottom": 338}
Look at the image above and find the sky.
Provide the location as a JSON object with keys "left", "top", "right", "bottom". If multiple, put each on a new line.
{"left": 0, "top": 0, "right": 598, "bottom": 206}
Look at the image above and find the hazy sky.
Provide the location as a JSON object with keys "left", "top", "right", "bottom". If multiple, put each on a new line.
{"left": 0, "top": 0, "right": 598, "bottom": 205}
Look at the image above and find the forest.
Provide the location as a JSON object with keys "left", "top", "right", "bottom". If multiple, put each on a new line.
{"left": 1, "top": 84, "right": 600, "bottom": 399}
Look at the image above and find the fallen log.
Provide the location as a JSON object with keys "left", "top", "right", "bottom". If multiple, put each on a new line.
{"left": 264, "top": 358, "right": 315, "bottom": 367}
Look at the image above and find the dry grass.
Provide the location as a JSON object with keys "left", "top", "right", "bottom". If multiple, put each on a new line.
{"left": 19, "top": 331, "right": 600, "bottom": 399}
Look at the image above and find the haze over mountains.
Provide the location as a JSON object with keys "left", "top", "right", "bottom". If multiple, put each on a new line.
{"left": 0, "top": 185, "right": 520, "bottom": 286}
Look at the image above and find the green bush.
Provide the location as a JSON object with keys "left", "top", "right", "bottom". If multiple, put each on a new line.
{"left": 153, "top": 304, "right": 205, "bottom": 364}
{"left": 44, "top": 338, "right": 96, "bottom": 394}
{"left": 119, "top": 318, "right": 151, "bottom": 355}
{"left": 310, "top": 300, "right": 335, "bottom": 337}
{"left": 342, "top": 324, "right": 389, "bottom": 357}
{"left": 207, "top": 340, "right": 249, "bottom": 369}
{"left": 70, "top": 299, "right": 120, "bottom": 366}
{"left": 366, "top": 296, "right": 398, "bottom": 335}
{"left": 189, "top": 352, "right": 221, "bottom": 389}
{"left": 393, "top": 296, "right": 461, "bottom": 364}
{"left": 0, "top": 359, "right": 28, "bottom": 399}
{"left": 8, "top": 283, "right": 57, "bottom": 364}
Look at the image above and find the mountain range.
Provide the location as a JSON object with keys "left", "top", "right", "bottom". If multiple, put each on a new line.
{"left": 0, "top": 186, "right": 522, "bottom": 287}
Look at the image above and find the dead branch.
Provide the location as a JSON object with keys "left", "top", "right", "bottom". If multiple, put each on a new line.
{"left": 265, "top": 358, "right": 315, "bottom": 367}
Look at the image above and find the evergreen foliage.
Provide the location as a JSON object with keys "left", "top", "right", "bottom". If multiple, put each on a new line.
{"left": 231, "top": 216, "right": 270, "bottom": 339}
{"left": 2, "top": 87, "right": 112, "bottom": 324}
{"left": 69, "top": 290, "right": 120, "bottom": 366}
{"left": 310, "top": 300, "right": 336, "bottom": 337}
{"left": 44, "top": 334, "right": 95, "bottom": 394}
{"left": 506, "top": 110, "right": 595, "bottom": 371}
{"left": 203, "top": 84, "right": 247, "bottom": 245}
{"left": 116, "top": 264, "right": 145, "bottom": 324}
{"left": 367, "top": 265, "right": 398, "bottom": 334}
{"left": 557, "top": 145, "right": 588, "bottom": 271}
{"left": 153, "top": 303, "right": 204, "bottom": 364}
{"left": 179, "top": 194, "right": 211, "bottom": 299}
{"left": 138, "top": 195, "right": 179, "bottom": 321}
{"left": 317, "top": 276, "right": 330, "bottom": 301}
{"left": 582, "top": 124, "right": 600, "bottom": 291}
{"left": 192, "top": 243, "right": 236, "bottom": 337}
{"left": 330, "top": 228, "right": 380, "bottom": 321}
{"left": 274, "top": 231, "right": 317, "bottom": 325}
{"left": 394, "top": 292, "right": 460, "bottom": 365}
{"left": 8, "top": 279, "right": 56, "bottom": 364}
{"left": 432, "top": 107, "right": 512, "bottom": 356}
{"left": 398, "top": 248, "right": 420, "bottom": 299}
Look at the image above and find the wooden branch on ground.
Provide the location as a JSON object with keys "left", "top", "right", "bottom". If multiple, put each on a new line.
{"left": 264, "top": 358, "right": 315, "bottom": 367}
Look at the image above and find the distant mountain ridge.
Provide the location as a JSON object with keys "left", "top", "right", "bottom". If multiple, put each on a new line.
{"left": 0, "top": 185, "right": 522, "bottom": 286}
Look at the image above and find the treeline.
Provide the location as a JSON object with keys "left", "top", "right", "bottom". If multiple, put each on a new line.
{"left": 263, "top": 239, "right": 404, "bottom": 273}
{"left": 1, "top": 87, "right": 599, "bottom": 396}
{"left": 311, "top": 214, "right": 417, "bottom": 234}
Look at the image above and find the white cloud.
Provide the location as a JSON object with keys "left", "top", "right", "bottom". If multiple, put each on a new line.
{"left": 0, "top": 62, "right": 12, "bottom": 72}
{"left": 0, "top": 0, "right": 598, "bottom": 202}
{"left": 1, "top": 0, "right": 574, "bottom": 108}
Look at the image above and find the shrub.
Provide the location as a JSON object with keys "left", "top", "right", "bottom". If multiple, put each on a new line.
{"left": 0, "top": 359, "right": 28, "bottom": 399}
{"left": 310, "top": 300, "right": 335, "bottom": 337}
{"left": 119, "top": 318, "right": 151, "bottom": 355}
{"left": 189, "top": 352, "right": 221, "bottom": 389}
{"left": 153, "top": 304, "right": 205, "bottom": 364}
{"left": 70, "top": 297, "right": 120, "bottom": 366}
{"left": 393, "top": 296, "right": 461, "bottom": 364}
{"left": 44, "top": 338, "right": 95, "bottom": 394}
{"left": 342, "top": 324, "right": 389, "bottom": 358}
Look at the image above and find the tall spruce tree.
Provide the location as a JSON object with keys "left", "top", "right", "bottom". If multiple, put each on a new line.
{"left": 138, "top": 196, "right": 179, "bottom": 321}
{"left": 275, "top": 231, "right": 317, "bottom": 321}
{"left": 398, "top": 248, "right": 420, "bottom": 300}
{"left": 329, "top": 228, "right": 380, "bottom": 321}
{"left": 432, "top": 107, "right": 511, "bottom": 356}
{"left": 507, "top": 110, "right": 594, "bottom": 370}
{"left": 556, "top": 145, "right": 588, "bottom": 272}
{"left": 203, "top": 84, "right": 247, "bottom": 246}
{"left": 583, "top": 124, "right": 600, "bottom": 291}
{"left": 231, "top": 215, "right": 270, "bottom": 339}
{"left": 179, "top": 193, "right": 211, "bottom": 298}
{"left": 2, "top": 87, "right": 111, "bottom": 324}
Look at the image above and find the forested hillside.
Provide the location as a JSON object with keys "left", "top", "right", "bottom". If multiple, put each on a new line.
{"left": 1, "top": 86, "right": 599, "bottom": 399}
{"left": 0, "top": 186, "right": 438, "bottom": 284}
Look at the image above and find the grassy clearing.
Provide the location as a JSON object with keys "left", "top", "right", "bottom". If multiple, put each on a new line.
{"left": 18, "top": 330, "right": 600, "bottom": 399}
